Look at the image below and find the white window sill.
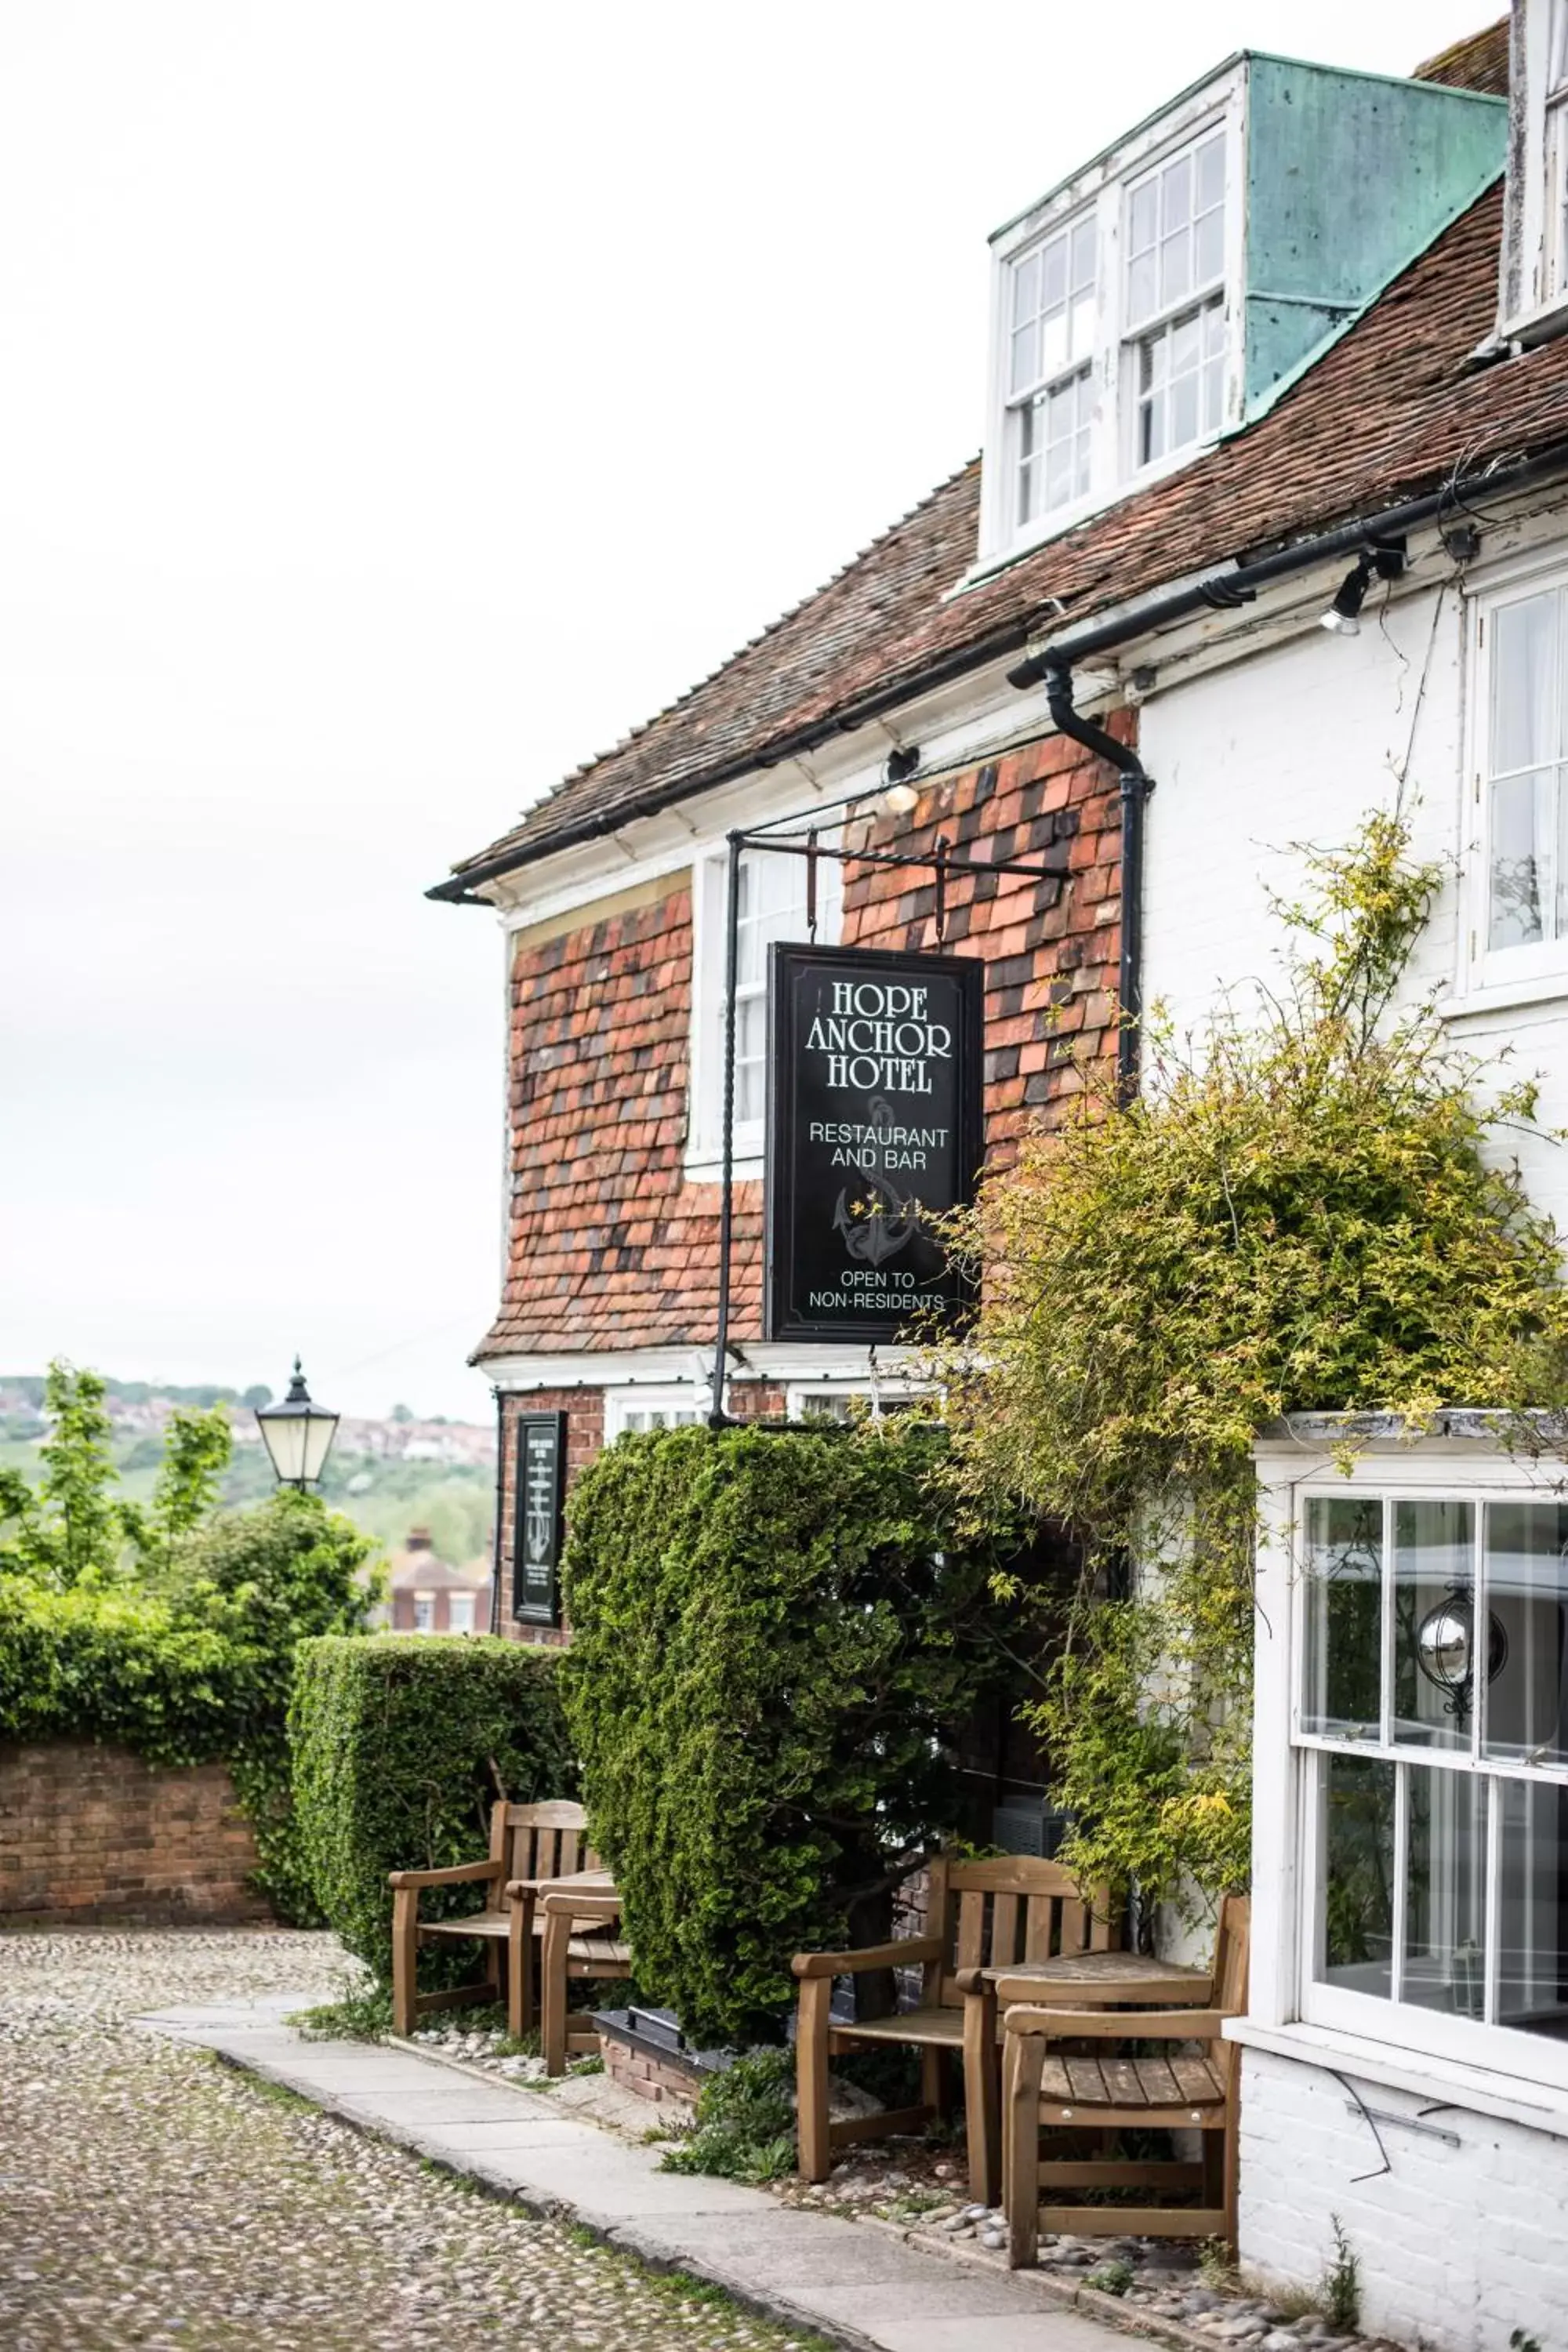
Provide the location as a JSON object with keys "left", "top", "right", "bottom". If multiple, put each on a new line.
{"left": 1439, "top": 970, "right": 1568, "bottom": 1020}
{"left": 956, "top": 434, "right": 1225, "bottom": 597}
{"left": 684, "top": 1153, "right": 763, "bottom": 1188}
{"left": 1225, "top": 2016, "right": 1568, "bottom": 2141}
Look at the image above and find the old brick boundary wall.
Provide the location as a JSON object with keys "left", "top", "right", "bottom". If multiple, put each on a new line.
{"left": 0, "top": 1741, "right": 270, "bottom": 1927}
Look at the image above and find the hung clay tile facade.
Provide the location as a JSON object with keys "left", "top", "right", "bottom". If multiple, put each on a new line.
{"left": 483, "top": 722, "right": 1127, "bottom": 1367}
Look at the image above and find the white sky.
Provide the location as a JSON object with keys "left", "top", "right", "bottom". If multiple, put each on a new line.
{"left": 0, "top": 0, "right": 1499, "bottom": 1418}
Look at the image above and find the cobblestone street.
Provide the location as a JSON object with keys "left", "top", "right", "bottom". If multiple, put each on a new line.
{"left": 0, "top": 1929, "right": 819, "bottom": 2352}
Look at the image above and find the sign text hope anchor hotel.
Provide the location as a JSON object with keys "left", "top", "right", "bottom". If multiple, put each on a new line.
{"left": 764, "top": 944, "right": 984, "bottom": 1345}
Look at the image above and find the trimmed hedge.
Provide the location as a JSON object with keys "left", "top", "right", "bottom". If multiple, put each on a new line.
{"left": 289, "top": 1634, "right": 574, "bottom": 1984}
{"left": 0, "top": 1490, "right": 374, "bottom": 1921}
{"left": 559, "top": 1421, "right": 1019, "bottom": 2046}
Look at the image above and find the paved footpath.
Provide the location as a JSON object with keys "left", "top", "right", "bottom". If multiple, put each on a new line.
{"left": 0, "top": 1929, "right": 1124, "bottom": 2352}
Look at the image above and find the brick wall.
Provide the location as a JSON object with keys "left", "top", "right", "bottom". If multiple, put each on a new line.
{"left": 0, "top": 1741, "right": 270, "bottom": 1927}
{"left": 1238, "top": 2045, "right": 1568, "bottom": 2352}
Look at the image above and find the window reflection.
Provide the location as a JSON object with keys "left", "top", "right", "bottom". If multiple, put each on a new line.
{"left": 1302, "top": 1496, "right": 1382, "bottom": 1736}
{"left": 1403, "top": 1762, "right": 1486, "bottom": 2016}
{"left": 1484, "top": 1503, "right": 1568, "bottom": 1767}
{"left": 1497, "top": 1777, "right": 1568, "bottom": 2039}
{"left": 1319, "top": 1754, "right": 1395, "bottom": 1997}
{"left": 1393, "top": 1500, "right": 1475, "bottom": 1752}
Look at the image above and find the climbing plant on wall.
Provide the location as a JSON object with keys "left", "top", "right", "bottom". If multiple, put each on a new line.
{"left": 937, "top": 815, "right": 1568, "bottom": 1907}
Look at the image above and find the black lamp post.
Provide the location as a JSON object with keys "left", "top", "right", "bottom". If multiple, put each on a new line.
{"left": 255, "top": 1357, "right": 340, "bottom": 1490}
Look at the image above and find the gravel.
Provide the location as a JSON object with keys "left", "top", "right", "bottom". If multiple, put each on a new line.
{"left": 0, "top": 1928, "right": 822, "bottom": 2352}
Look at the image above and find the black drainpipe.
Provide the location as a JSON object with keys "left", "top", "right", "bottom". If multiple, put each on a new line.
{"left": 488, "top": 1387, "right": 507, "bottom": 1636}
{"left": 1042, "top": 663, "right": 1152, "bottom": 1104}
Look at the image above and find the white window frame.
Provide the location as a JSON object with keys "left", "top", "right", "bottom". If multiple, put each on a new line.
{"left": 1000, "top": 210, "right": 1098, "bottom": 537}
{"left": 1254, "top": 1439, "right": 1568, "bottom": 2100}
{"left": 1501, "top": 0, "right": 1568, "bottom": 332}
{"left": 784, "top": 1383, "right": 875, "bottom": 1424}
{"left": 447, "top": 1591, "right": 476, "bottom": 1635}
{"left": 604, "top": 1385, "right": 711, "bottom": 1439}
{"left": 1121, "top": 125, "right": 1229, "bottom": 477}
{"left": 978, "top": 85, "right": 1243, "bottom": 569}
{"left": 1461, "top": 553, "right": 1568, "bottom": 1003}
{"left": 688, "top": 840, "right": 842, "bottom": 1181}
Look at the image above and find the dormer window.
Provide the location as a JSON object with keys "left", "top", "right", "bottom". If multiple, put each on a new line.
{"left": 1007, "top": 217, "right": 1097, "bottom": 528}
{"left": 1498, "top": 0, "right": 1568, "bottom": 336}
{"left": 979, "top": 52, "right": 1504, "bottom": 572}
{"left": 1126, "top": 131, "right": 1226, "bottom": 465}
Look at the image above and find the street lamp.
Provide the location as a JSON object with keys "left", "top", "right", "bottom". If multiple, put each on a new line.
{"left": 255, "top": 1357, "right": 340, "bottom": 1490}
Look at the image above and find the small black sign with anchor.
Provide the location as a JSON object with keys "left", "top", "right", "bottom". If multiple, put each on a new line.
{"left": 763, "top": 942, "right": 984, "bottom": 1344}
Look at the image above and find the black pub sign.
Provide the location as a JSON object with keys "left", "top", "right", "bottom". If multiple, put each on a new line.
{"left": 764, "top": 943, "right": 983, "bottom": 1344}
{"left": 513, "top": 1411, "right": 566, "bottom": 1624}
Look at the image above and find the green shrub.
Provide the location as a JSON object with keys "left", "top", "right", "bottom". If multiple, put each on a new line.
{"left": 560, "top": 1420, "right": 1018, "bottom": 2047}
{"left": 0, "top": 1489, "right": 376, "bottom": 1921}
{"left": 289, "top": 1633, "right": 574, "bottom": 1984}
{"left": 659, "top": 2048, "right": 797, "bottom": 2182}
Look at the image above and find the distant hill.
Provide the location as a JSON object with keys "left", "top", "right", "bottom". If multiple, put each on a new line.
{"left": 0, "top": 1375, "right": 497, "bottom": 1573}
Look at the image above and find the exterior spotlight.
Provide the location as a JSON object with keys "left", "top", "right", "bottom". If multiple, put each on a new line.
{"left": 255, "top": 1357, "right": 340, "bottom": 1490}
{"left": 1320, "top": 557, "right": 1374, "bottom": 636}
{"left": 1319, "top": 542, "right": 1406, "bottom": 637}
{"left": 880, "top": 744, "right": 921, "bottom": 815}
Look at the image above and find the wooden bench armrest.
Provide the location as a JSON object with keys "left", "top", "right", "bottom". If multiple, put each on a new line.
{"left": 541, "top": 1890, "right": 622, "bottom": 1922}
{"left": 1004, "top": 2005, "right": 1233, "bottom": 2040}
{"left": 987, "top": 1970, "right": 1215, "bottom": 2008}
{"left": 388, "top": 1859, "right": 503, "bottom": 1890}
{"left": 792, "top": 1933, "right": 944, "bottom": 1980}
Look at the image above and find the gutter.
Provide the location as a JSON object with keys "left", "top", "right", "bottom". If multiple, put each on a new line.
{"left": 434, "top": 435, "right": 1568, "bottom": 910}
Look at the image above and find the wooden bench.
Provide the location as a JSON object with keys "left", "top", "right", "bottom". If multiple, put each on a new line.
{"left": 536, "top": 1883, "right": 632, "bottom": 2075}
{"left": 1001, "top": 1892, "right": 1251, "bottom": 2262}
{"left": 793, "top": 1856, "right": 1116, "bottom": 2203}
{"left": 389, "top": 1799, "right": 597, "bottom": 2041}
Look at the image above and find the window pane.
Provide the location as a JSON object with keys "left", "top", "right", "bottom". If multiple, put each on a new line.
{"left": 1160, "top": 227, "right": 1192, "bottom": 308}
{"left": 1200, "top": 352, "right": 1224, "bottom": 435}
{"left": 1129, "top": 176, "right": 1158, "bottom": 256}
{"left": 1319, "top": 1753, "right": 1395, "bottom": 1997}
{"left": 1392, "top": 1499, "right": 1475, "bottom": 1753}
{"left": 1069, "top": 287, "right": 1095, "bottom": 356}
{"left": 1302, "top": 1496, "right": 1383, "bottom": 1736}
{"left": 1196, "top": 132, "right": 1225, "bottom": 213}
{"left": 1011, "top": 318, "right": 1040, "bottom": 394}
{"left": 1040, "top": 234, "right": 1067, "bottom": 313}
{"left": 1484, "top": 1501, "right": 1568, "bottom": 1767}
{"left": 1070, "top": 218, "right": 1096, "bottom": 293}
{"left": 1040, "top": 307, "right": 1068, "bottom": 376}
{"left": 1171, "top": 310, "right": 1200, "bottom": 372}
{"left": 1489, "top": 769, "right": 1550, "bottom": 949}
{"left": 1127, "top": 249, "right": 1157, "bottom": 325}
{"left": 1161, "top": 151, "right": 1192, "bottom": 233}
{"left": 1497, "top": 1777, "right": 1568, "bottom": 2038}
{"left": 1011, "top": 249, "right": 1040, "bottom": 326}
{"left": 1492, "top": 590, "right": 1560, "bottom": 775}
{"left": 1403, "top": 1762, "right": 1488, "bottom": 2016}
{"left": 1195, "top": 204, "right": 1225, "bottom": 285}
{"left": 1170, "top": 368, "right": 1198, "bottom": 452}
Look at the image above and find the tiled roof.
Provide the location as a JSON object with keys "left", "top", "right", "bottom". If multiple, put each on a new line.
{"left": 441, "top": 24, "right": 1554, "bottom": 897}
{"left": 1414, "top": 14, "right": 1510, "bottom": 95}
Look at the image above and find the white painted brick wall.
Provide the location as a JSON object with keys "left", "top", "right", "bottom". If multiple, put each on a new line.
{"left": 1240, "top": 2047, "right": 1568, "bottom": 2352}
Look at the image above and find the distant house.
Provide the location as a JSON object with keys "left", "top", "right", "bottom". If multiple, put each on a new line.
{"left": 385, "top": 1530, "right": 491, "bottom": 1635}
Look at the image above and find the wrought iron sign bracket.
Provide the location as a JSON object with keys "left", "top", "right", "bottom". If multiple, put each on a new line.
{"left": 707, "top": 813, "right": 1066, "bottom": 1428}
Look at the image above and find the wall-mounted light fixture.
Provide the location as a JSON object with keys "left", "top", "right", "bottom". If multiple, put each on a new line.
{"left": 880, "top": 743, "right": 921, "bottom": 815}
{"left": 1319, "top": 541, "right": 1406, "bottom": 638}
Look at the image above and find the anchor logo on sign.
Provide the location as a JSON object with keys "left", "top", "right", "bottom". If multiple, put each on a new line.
{"left": 832, "top": 1099, "right": 920, "bottom": 1266}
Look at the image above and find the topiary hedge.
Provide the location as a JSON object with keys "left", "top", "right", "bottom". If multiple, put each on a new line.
{"left": 289, "top": 1633, "right": 574, "bottom": 1984}
{"left": 559, "top": 1420, "right": 1018, "bottom": 2047}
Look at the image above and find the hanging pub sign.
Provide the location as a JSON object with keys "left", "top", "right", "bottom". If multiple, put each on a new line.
{"left": 512, "top": 1410, "right": 566, "bottom": 1625}
{"left": 764, "top": 942, "right": 983, "bottom": 1344}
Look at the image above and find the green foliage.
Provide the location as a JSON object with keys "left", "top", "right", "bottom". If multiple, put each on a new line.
{"left": 560, "top": 1421, "right": 1020, "bottom": 2046}
{"left": 122, "top": 1406, "right": 234, "bottom": 1582}
{"left": 658, "top": 2048, "right": 797, "bottom": 2182}
{"left": 0, "top": 1361, "right": 125, "bottom": 1587}
{"left": 0, "top": 1486, "right": 376, "bottom": 1919}
{"left": 292, "top": 1984, "right": 396, "bottom": 2042}
{"left": 289, "top": 1633, "right": 574, "bottom": 1984}
{"left": 941, "top": 817, "right": 1568, "bottom": 1907}
{"left": 1085, "top": 2260, "right": 1135, "bottom": 2297}
{"left": 1322, "top": 2214, "right": 1361, "bottom": 2334}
